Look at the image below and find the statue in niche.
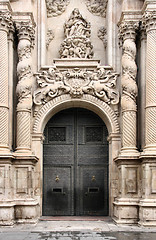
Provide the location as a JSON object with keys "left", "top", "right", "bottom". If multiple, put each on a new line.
{"left": 59, "top": 8, "right": 94, "bottom": 59}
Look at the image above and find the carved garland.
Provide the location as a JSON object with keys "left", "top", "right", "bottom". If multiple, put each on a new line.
{"left": 84, "top": 0, "right": 108, "bottom": 18}
{"left": 33, "top": 67, "right": 119, "bottom": 106}
{"left": 46, "top": 0, "right": 70, "bottom": 17}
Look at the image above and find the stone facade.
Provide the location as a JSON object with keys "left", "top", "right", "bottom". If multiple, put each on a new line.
{"left": 0, "top": 0, "right": 156, "bottom": 226}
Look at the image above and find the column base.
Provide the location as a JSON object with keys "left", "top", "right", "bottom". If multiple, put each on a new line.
{"left": 15, "top": 199, "right": 39, "bottom": 224}
{"left": 113, "top": 198, "right": 139, "bottom": 225}
{"left": 139, "top": 199, "right": 156, "bottom": 227}
{"left": 0, "top": 201, "right": 15, "bottom": 226}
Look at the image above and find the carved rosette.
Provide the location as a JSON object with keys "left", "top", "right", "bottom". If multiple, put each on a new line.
{"left": 84, "top": 0, "right": 108, "bottom": 18}
{"left": 46, "top": 0, "right": 70, "bottom": 17}
{"left": 33, "top": 67, "right": 119, "bottom": 106}
{"left": 59, "top": 8, "right": 94, "bottom": 59}
{"left": 16, "top": 21, "right": 35, "bottom": 111}
{"left": 119, "top": 21, "right": 139, "bottom": 152}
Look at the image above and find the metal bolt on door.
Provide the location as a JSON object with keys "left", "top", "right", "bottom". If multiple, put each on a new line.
{"left": 43, "top": 108, "right": 109, "bottom": 216}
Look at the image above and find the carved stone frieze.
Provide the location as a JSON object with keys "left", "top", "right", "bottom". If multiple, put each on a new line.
{"left": 98, "top": 26, "right": 107, "bottom": 47}
{"left": 46, "top": 0, "right": 70, "bottom": 17}
{"left": 0, "top": 11, "right": 14, "bottom": 33}
{"left": 59, "top": 8, "right": 94, "bottom": 59}
{"left": 84, "top": 0, "right": 108, "bottom": 18}
{"left": 46, "top": 29, "right": 54, "bottom": 48}
{"left": 33, "top": 66, "right": 119, "bottom": 105}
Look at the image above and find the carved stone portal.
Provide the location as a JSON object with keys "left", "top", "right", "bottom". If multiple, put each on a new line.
{"left": 33, "top": 62, "right": 119, "bottom": 106}
{"left": 59, "top": 8, "right": 94, "bottom": 59}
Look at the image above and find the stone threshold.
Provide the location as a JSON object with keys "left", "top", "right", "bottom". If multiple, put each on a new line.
{"left": 40, "top": 216, "right": 112, "bottom": 221}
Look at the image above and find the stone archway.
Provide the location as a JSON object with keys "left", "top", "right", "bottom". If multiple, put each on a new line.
{"left": 32, "top": 94, "right": 120, "bottom": 217}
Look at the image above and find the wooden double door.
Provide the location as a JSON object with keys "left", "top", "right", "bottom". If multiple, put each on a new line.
{"left": 43, "top": 108, "right": 109, "bottom": 216}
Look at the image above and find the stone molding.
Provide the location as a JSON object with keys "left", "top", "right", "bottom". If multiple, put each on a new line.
{"left": 59, "top": 8, "right": 93, "bottom": 59}
{"left": 0, "top": 11, "right": 14, "bottom": 33}
{"left": 46, "top": 0, "right": 70, "bottom": 17}
{"left": 33, "top": 94, "right": 120, "bottom": 134}
{"left": 33, "top": 65, "right": 119, "bottom": 105}
{"left": 84, "top": 0, "right": 108, "bottom": 18}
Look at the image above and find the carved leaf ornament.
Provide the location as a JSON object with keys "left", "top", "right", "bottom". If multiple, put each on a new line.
{"left": 84, "top": 0, "right": 108, "bottom": 18}
{"left": 33, "top": 67, "right": 119, "bottom": 105}
{"left": 46, "top": 0, "right": 70, "bottom": 17}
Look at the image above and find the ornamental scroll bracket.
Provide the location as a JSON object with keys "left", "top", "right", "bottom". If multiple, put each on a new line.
{"left": 33, "top": 63, "right": 119, "bottom": 106}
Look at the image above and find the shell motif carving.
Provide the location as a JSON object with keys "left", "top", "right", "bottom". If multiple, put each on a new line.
{"left": 59, "top": 8, "right": 94, "bottom": 59}
{"left": 84, "top": 0, "right": 108, "bottom": 18}
{"left": 33, "top": 67, "right": 119, "bottom": 105}
{"left": 46, "top": 0, "right": 70, "bottom": 17}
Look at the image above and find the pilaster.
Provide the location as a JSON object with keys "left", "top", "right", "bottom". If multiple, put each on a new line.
{"left": 0, "top": 7, "right": 14, "bottom": 152}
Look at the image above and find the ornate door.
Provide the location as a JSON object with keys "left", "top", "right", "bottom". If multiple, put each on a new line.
{"left": 43, "top": 108, "right": 109, "bottom": 216}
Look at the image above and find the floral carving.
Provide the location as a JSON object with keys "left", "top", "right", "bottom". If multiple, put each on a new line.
{"left": 46, "top": 29, "right": 54, "bottom": 48}
{"left": 84, "top": 0, "right": 108, "bottom": 18}
{"left": 46, "top": 0, "right": 70, "bottom": 17}
{"left": 59, "top": 8, "right": 94, "bottom": 59}
{"left": 142, "top": 11, "right": 156, "bottom": 32}
{"left": 98, "top": 26, "right": 107, "bottom": 47}
{"left": 33, "top": 67, "right": 119, "bottom": 105}
{"left": 0, "top": 11, "right": 14, "bottom": 32}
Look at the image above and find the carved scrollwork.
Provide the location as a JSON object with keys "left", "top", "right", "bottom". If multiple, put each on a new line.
{"left": 33, "top": 67, "right": 119, "bottom": 105}
{"left": 84, "top": 0, "right": 108, "bottom": 18}
{"left": 0, "top": 11, "right": 14, "bottom": 32}
{"left": 46, "top": 0, "right": 70, "bottom": 17}
{"left": 59, "top": 8, "right": 94, "bottom": 59}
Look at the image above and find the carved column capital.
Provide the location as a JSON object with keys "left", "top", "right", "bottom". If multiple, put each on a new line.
{"left": 143, "top": 11, "right": 156, "bottom": 33}
{"left": 118, "top": 20, "right": 139, "bottom": 43}
{"left": 15, "top": 21, "right": 35, "bottom": 46}
{"left": 0, "top": 11, "right": 14, "bottom": 33}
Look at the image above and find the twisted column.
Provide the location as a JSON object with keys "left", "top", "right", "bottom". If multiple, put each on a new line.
{"left": 0, "top": 11, "right": 13, "bottom": 151}
{"left": 119, "top": 21, "right": 139, "bottom": 155}
{"left": 15, "top": 21, "right": 35, "bottom": 152}
{"left": 143, "top": 11, "right": 156, "bottom": 152}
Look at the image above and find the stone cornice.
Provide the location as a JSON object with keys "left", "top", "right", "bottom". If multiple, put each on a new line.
{"left": 0, "top": 10, "right": 14, "bottom": 33}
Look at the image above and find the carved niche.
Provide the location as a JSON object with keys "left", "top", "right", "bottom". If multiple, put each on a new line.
{"left": 84, "top": 0, "right": 108, "bottom": 18}
{"left": 33, "top": 65, "right": 119, "bottom": 105}
{"left": 59, "top": 8, "right": 94, "bottom": 59}
{"left": 46, "top": 0, "right": 70, "bottom": 17}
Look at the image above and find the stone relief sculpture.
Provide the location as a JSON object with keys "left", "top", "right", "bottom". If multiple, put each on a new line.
{"left": 33, "top": 67, "right": 119, "bottom": 105}
{"left": 46, "top": 0, "right": 70, "bottom": 17}
{"left": 46, "top": 29, "right": 54, "bottom": 48}
{"left": 59, "top": 8, "right": 94, "bottom": 58}
{"left": 98, "top": 26, "right": 107, "bottom": 48}
{"left": 84, "top": 0, "right": 108, "bottom": 18}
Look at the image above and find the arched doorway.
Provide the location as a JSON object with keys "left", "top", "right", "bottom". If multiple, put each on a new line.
{"left": 43, "top": 108, "right": 109, "bottom": 216}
